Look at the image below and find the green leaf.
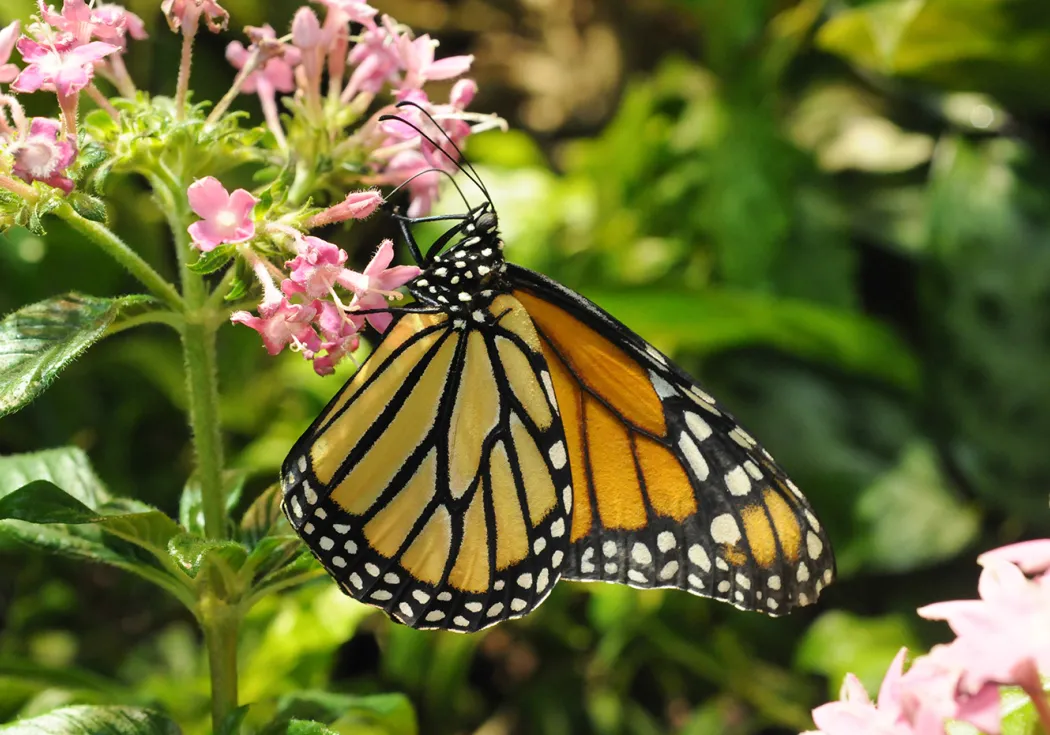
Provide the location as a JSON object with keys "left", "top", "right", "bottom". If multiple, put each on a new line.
{"left": 0, "top": 705, "right": 181, "bottom": 734}
{"left": 285, "top": 722, "right": 337, "bottom": 735}
{"left": 846, "top": 441, "right": 980, "bottom": 573}
{"left": 179, "top": 470, "right": 247, "bottom": 536}
{"left": 0, "top": 659, "right": 130, "bottom": 701}
{"left": 586, "top": 288, "right": 920, "bottom": 390}
{"left": 67, "top": 193, "right": 107, "bottom": 223}
{"left": 796, "top": 611, "right": 920, "bottom": 698}
{"left": 240, "top": 484, "right": 286, "bottom": 546}
{"left": 188, "top": 245, "right": 234, "bottom": 275}
{"left": 0, "top": 481, "right": 183, "bottom": 562}
{"left": 166, "top": 533, "right": 248, "bottom": 579}
{"left": 272, "top": 693, "right": 417, "bottom": 735}
{"left": 0, "top": 447, "right": 110, "bottom": 508}
{"left": 0, "top": 293, "right": 155, "bottom": 417}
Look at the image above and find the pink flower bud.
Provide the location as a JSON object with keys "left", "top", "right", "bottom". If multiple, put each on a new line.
{"left": 292, "top": 7, "right": 324, "bottom": 50}
{"left": 307, "top": 189, "right": 384, "bottom": 228}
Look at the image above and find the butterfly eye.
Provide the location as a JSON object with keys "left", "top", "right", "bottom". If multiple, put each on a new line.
{"left": 476, "top": 212, "right": 498, "bottom": 234}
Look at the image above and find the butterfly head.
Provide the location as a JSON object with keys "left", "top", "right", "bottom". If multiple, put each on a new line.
{"left": 407, "top": 204, "right": 508, "bottom": 312}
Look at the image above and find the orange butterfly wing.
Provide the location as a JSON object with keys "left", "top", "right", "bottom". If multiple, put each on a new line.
{"left": 509, "top": 265, "right": 834, "bottom": 614}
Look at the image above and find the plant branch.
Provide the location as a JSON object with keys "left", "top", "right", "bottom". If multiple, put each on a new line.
{"left": 199, "top": 594, "right": 239, "bottom": 733}
{"left": 54, "top": 203, "right": 184, "bottom": 311}
{"left": 105, "top": 309, "right": 184, "bottom": 337}
{"left": 175, "top": 13, "right": 200, "bottom": 120}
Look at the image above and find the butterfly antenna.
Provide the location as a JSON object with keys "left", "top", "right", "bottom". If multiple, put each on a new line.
{"left": 378, "top": 108, "right": 492, "bottom": 207}
{"left": 384, "top": 165, "right": 473, "bottom": 215}
{"left": 394, "top": 100, "right": 493, "bottom": 203}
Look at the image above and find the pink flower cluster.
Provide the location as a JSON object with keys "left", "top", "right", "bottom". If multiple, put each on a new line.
{"left": 0, "top": 1, "right": 148, "bottom": 192}
{"left": 224, "top": 0, "right": 492, "bottom": 217}
{"left": 230, "top": 231, "right": 419, "bottom": 376}
{"left": 187, "top": 178, "right": 414, "bottom": 375}
{"left": 806, "top": 540, "right": 1050, "bottom": 735}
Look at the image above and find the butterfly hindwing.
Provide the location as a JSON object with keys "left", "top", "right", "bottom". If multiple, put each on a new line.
{"left": 508, "top": 264, "right": 834, "bottom": 615}
{"left": 281, "top": 298, "right": 572, "bottom": 632}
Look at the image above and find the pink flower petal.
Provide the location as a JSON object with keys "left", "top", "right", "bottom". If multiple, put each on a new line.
{"left": 188, "top": 177, "right": 231, "bottom": 219}
{"left": 979, "top": 540, "right": 1050, "bottom": 575}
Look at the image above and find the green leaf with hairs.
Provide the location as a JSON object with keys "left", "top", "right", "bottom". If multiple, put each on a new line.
{"left": 0, "top": 705, "right": 181, "bottom": 734}
{"left": 0, "top": 293, "right": 154, "bottom": 417}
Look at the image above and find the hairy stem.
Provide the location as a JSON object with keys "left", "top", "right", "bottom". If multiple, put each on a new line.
{"left": 175, "top": 12, "right": 200, "bottom": 120}
{"left": 170, "top": 194, "right": 227, "bottom": 542}
{"left": 200, "top": 595, "right": 239, "bottom": 733}
{"left": 54, "top": 203, "right": 184, "bottom": 311}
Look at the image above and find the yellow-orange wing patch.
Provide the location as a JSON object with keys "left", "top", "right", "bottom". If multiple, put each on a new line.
{"left": 511, "top": 264, "right": 834, "bottom": 616}
{"left": 281, "top": 296, "right": 574, "bottom": 633}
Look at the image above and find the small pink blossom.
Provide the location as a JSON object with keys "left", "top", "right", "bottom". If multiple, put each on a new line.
{"left": 313, "top": 0, "right": 378, "bottom": 27}
{"left": 284, "top": 236, "right": 349, "bottom": 299}
{"left": 806, "top": 649, "right": 913, "bottom": 735}
{"left": 6, "top": 117, "right": 77, "bottom": 193}
{"left": 398, "top": 33, "right": 473, "bottom": 91}
{"left": 895, "top": 645, "right": 1001, "bottom": 735}
{"left": 186, "top": 177, "right": 258, "bottom": 251}
{"left": 344, "top": 16, "right": 407, "bottom": 99}
{"left": 231, "top": 298, "right": 322, "bottom": 357}
{"left": 37, "top": 0, "right": 144, "bottom": 44}
{"left": 161, "top": 0, "right": 229, "bottom": 33}
{"left": 373, "top": 149, "right": 441, "bottom": 217}
{"left": 226, "top": 26, "right": 298, "bottom": 95}
{"left": 0, "top": 22, "right": 20, "bottom": 85}
{"left": 306, "top": 189, "right": 384, "bottom": 228}
{"left": 340, "top": 238, "right": 421, "bottom": 298}
{"left": 978, "top": 540, "right": 1050, "bottom": 575}
{"left": 12, "top": 37, "right": 118, "bottom": 96}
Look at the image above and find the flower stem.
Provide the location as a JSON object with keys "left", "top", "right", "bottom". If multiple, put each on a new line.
{"left": 54, "top": 203, "right": 184, "bottom": 311}
{"left": 175, "top": 12, "right": 200, "bottom": 120}
{"left": 199, "top": 594, "right": 239, "bottom": 733}
{"left": 170, "top": 197, "right": 227, "bottom": 542}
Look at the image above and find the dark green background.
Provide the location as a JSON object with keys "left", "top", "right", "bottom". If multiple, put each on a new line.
{"left": 3, "top": 0, "right": 1050, "bottom": 733}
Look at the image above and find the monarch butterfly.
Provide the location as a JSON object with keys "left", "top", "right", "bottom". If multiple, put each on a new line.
{"left": 280, "top": 104, "right": 834, "bottom": 633}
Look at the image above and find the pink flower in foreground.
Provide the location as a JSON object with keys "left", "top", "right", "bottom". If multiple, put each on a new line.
{"left": 918, "top": 543, "right": 1050, "bottom": 716}
{"left": 284, "top": 236, "right": 349, "bottom": 299}
{"left": 0, "top": 22, "right": 20, "bottom": 85}
{"left": 896, "top": 644, "right": 1001, "bottom": 735}
{"left": 7, "top": 117, "right": 77, "bottom": 193}
{"left": 161, "top": 0, "right": 229, "bottom": 33}
{"left": 231, "top": 298, "right": 322, "bottom": 357}
{"left": 342, "top": 239, "right": 421, "bottom": 332}
{"left": 806, "top": 649, "right": 913, "bottom": 735}
{"left": 12, "top": 37, "right": 118, "bottom": 96}
{"left": 186, "top": 177, "right": 258, "bottom": 251}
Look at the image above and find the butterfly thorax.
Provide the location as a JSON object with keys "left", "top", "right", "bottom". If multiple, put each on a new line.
{"left": 407, "top": 211, "right": 509, "bottom": 316}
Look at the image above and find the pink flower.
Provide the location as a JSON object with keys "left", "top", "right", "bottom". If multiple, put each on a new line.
{"left": 226, "top": 26, "right": 298, "bottom": 95}
{"left": 231, "top": 297, "right": 322, "bottom": 356}
{"left": 306, "top": 189, "right": 384, "bottom": 228}
{"left": 37, "top": 0, "right": 144, "bottom": 44}
{"left": 374, "top": 149, "right": 441, "bottom": 217}
{"left": 978, "top": 540, "right": 1050, "bottom": 575}
{"left": 12, "top": 37, "right": 118, "bottom": 97}
{"left": 896, "top": 645, "right": 1001, "bottom": 735}
{"left": 284, "top": 236, "right": 349, "bottom": 299}
{"left": 313, "top": 0, "right": 378, "bottom": 27}
{"left": 398, "top": 33, "right": 473, "bottom": 91}
{"left": 806, "top": 649, "right": 913, "bottom": 735}
{"left": 6, "top": 117, "right": 77, "bottom": 193}
{"left": 341, "top": 239, "right": 421, "bottom": 332}
{"left": 0, "top": 22, "right": 20, "bottom": 85}
{"left": 161, "top": 0, "right": 229, "bottom": 33}
{"left": 186, "top": 177, "right": 258, "bottom": 251}
{"left": 344, "top": 16, "right": 407, "bottom": 99}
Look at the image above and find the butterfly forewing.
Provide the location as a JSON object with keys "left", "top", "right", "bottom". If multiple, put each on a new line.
{"left": 508, "top": 264, "right": 835, "bottom": 615}
{"left": 281, "top": 298, "right": 572, "bottom": 632}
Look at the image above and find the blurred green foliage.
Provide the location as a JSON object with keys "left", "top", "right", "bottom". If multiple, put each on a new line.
{"left": 3, "top": 0, "right": 1050, "bottom": 733}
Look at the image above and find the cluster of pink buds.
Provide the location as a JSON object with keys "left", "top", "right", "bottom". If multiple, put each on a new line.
{"left": 805, "top": 540, "right": 1050, "bottom": 735}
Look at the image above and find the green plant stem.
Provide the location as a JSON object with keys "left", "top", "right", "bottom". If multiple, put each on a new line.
{"left": 200, "top": 595, "right": 240, "bottom": 733}
{"left": 105, "top": 310, "right": 184, "bottom": 337}
{"left": 54, "top": 203, "right": 184, "bottom": 311}
{"left": 170, "top": 203, "right": 227, "bottom": 542}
